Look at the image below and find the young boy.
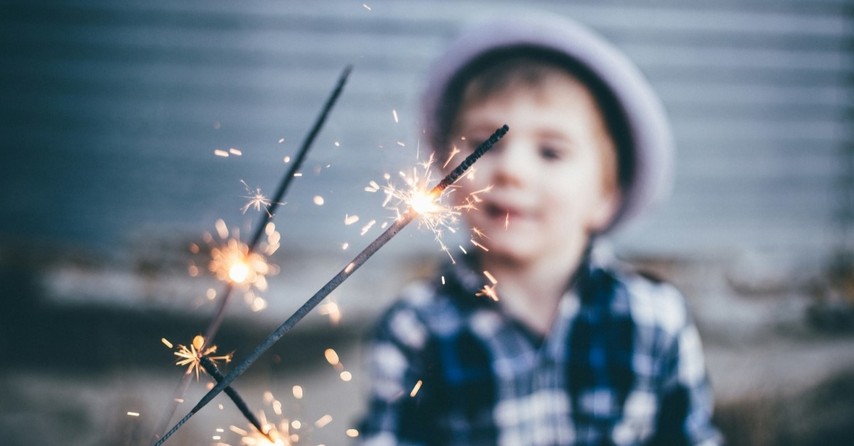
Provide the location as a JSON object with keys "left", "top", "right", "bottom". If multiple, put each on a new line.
{"left": 360, "top": 12, "right": 721, "bottom": 446}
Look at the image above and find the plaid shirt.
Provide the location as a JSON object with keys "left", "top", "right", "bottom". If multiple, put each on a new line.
{"left": 359, "top": 252, "right": 721, "bottom": 446}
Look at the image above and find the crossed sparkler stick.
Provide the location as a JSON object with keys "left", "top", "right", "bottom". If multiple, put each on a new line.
{"left": 153, "top": 65, "right": 353, "bottom": 442}
{"left": 152, "top": 64, "right": 509, "bottom": 445}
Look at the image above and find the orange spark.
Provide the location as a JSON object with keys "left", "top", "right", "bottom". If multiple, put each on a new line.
{"left": 172, "top": 335, "right": 232, "bottom": 381}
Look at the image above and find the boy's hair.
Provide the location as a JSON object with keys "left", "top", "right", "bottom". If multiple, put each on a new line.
{"left": 445, "top": 48, "right": 630, "bottom": 194}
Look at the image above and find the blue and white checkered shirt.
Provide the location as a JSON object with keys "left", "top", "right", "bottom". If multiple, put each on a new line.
{"left": 359, "top": 253, "right": 721, "bottom": 446}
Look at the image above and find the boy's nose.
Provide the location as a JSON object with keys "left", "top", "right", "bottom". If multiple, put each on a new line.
{"left": 490, "top": 139, "right": 533, "bottom": 187}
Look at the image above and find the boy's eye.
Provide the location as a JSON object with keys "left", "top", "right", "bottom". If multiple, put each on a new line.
{"left": 539, "top": 146, "right": 562, "bottom": 161}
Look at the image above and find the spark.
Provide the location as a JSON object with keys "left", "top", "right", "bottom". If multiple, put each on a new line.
{"left": 442, "top": 145, "right": 461, "bottom": 169}
{"left": 318, "top": 300, "right": 342, "bottom": 325}
{"left": 344, "top": 214, "right": 359, "bottom": 225}
{"left": 229, "top": 148, "right": 243, "bottom": 156}
{"left": 241, "top": 180, "right": 274, "bottom": 215}
{"left": 314, "top": 415, "right": 333, "bottom": 428}
{"left": 214, "top": 149, "right": 230, "bottom": 157}
{"left": 161, "top": 338, "right": 173, "bottom": 349}
{"left": 410, "top": 380, "right": 423, "bottom": 397}
{"left": 292, "top": 386, "right": 303, "bottom": 400}
{"left": 478, "top": 271, "right": 499, "bottom": 301}
{"left": 392, "top": 109, "right": 399, "bottom": 123}
{"left": 340, "top": 371, "right": 353, "bottom": 382}
{"left": 483, "top": 270, "right": 498, "bottom": 284}
{"left": 364, "top": 181, "right": 380, "bottom": 193}
{"left": 128, "top": 411, "right": 141, "bottom": 417}
{"left": 278, "top": 138, "right": 285, "bottom": 144}
{"left": 360, "top": 220, "right": 376, "bottom": 235}
{"left": 324, "top": 348, "right": 340, "bottom": 366}
{"left": 471, "top": 239, "right": 489, "bottom": 252}
{"left": 172, "top": 335, "right": 232, "bottom": 381}
{"left": 478, "top": 284, "right": 499, "bottom": 301}
{"left": 313, "top": 195, "right": 325, "bottom": 206}
{"left": 346, "top": 429, "right": 360, "bottom": 438}
{"left": 362, "top": 3, "right": 371, "bottom": 11}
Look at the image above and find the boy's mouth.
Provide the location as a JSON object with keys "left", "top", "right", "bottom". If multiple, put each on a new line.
{"left": 484, "top": 202, "right": 523, "bottom": 220}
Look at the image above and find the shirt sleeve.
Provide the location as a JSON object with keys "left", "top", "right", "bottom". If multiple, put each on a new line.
{"left": 650, "top": 315, "right": 723, "bottom": 446}
{"left": 359, "top": 302, "right": 438, "bottom": 446}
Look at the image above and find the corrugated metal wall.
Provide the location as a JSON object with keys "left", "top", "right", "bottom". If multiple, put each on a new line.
{"left": 1, "top": 0, "right": 851, "bottom": 263}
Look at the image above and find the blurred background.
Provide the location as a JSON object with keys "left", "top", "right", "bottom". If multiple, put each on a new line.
{"left": 0, "top": 0, "right": 852, "bottom": 445}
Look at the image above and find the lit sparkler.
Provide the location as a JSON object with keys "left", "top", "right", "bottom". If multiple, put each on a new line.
{"left": 153, "top": 124, "right": 508, "bottom": 446}
{"left": 206, "top": 221, "right": 280, "bottom": 304}
{"left": 153, "top": 66, "right": 353, "bottom": 442}
{"left": 376, "top": 151, "right": 494, "bottom": 261}
{"left": 168, "top": 335, "right": 233, "bottom": 381}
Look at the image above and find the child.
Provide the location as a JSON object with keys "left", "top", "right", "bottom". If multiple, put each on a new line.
{"left": 359, "top": 12, "right": 721, "bottom": 446}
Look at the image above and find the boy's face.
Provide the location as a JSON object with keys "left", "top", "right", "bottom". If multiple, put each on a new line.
{"left": 450, "top": 75, "right": 619, "bottom": 266}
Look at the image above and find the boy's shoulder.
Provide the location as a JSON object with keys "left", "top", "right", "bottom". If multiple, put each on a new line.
{"left": 601, "top": 260, "right": 692, "bottom": 336}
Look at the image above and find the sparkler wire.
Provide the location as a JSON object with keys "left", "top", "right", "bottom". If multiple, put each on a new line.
{"left": 153, "top": 65, "right": 353, "bottom": 442}
{"left": 154, "top": 124, "right": 509, "bottom": 446}
{"left": 199, "top": 357, "right": 275, "bottom": 443}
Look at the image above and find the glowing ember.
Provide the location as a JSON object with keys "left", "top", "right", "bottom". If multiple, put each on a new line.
{"left": 171, "top": 335, "right": 232, "bottom": 381}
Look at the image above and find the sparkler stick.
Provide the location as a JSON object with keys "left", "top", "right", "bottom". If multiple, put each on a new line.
{"left": 154, "top": 124, "right": 509, "bottom": 446}
{"left": 153, "top": 65, "right": 353, "bottom": 441}
{"left": 205, "top": 64, "right": 353, "bottom": 342}
{"left": 198, "top": 356, "right": 275, "bottom": 443}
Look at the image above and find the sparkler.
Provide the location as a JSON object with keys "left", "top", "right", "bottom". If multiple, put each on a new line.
{"left": 153, "top": 65, "right": 352, "bottom": 441}
{"left": 170, "top": 335, "right": 233, "bottom": 381}
{"left": 198, "top": 356, "right": 275, "bottom": 444}
{"left": 154, "top": 124, "right": 509, "bottom": 446}
{"left": 378, "top": 152, "right": 494, "bottom": 261}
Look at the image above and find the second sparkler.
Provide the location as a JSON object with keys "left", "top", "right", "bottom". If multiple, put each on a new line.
{"left": 154, "top": 123, "right": 509, "bottom": 446}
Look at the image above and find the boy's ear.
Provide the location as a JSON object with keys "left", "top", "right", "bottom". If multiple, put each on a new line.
{"left": 588, "top": 187, "right": 621, "bottom": 233}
